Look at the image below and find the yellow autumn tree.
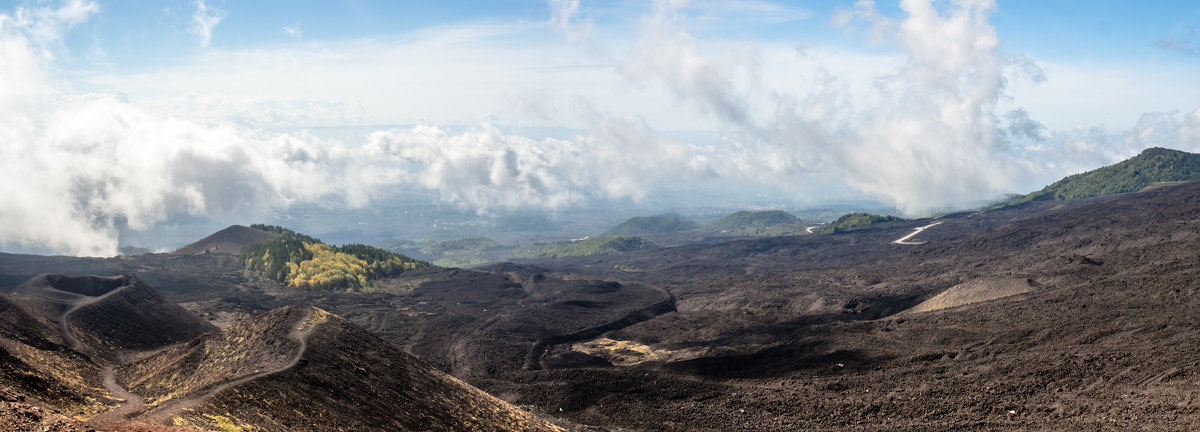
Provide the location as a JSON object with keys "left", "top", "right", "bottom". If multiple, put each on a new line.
{"left": 284, "top": 243, "right": 370, "bottom": 291}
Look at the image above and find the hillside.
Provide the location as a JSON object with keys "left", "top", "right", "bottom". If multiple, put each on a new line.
{"left": 1011, "top": 147, "right": 1200, "bottom": 205}
{"left": 173, "top": 224, "right": 281, "bottom": 255}
{"left": 123, "top": 305, "right": 564, "bottom": 431}
{"left": 603, "top": 214, "right": 699, "bottom": 236}
{"left": 0, "top": 293, "right": 112, "bottom": 418}
{"left": 0, "top": 274, "right": 213, "bottom": 423}
{"left": 13, "top": 274, "right": 213, "bottom": 361}
{"left": 704, "top": 210, "right": 805, "bottom": 236}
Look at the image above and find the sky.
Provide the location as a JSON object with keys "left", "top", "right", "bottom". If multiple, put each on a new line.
{"left": 1, "top": 0, "right": 1199, "bottom": 256}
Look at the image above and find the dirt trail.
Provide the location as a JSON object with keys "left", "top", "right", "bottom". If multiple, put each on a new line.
{"left": 892, "top": 222, "right": 942, "bottom": 245}
{"left": 90, "top": 366, "right": 145, "bottom": 424}
{"left": 50, "top": 285, "right": 130, "bottom": 352}
{"left": 141, "top": 307, "right": 319, "bottom": 424}
{"left": 36, "top": 281, "right": 148, "bottom": 426}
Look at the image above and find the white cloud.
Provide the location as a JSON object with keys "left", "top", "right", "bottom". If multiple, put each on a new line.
{"left": 824, "top": 0, "right": 1020, "bottom": 214}
{"left": 190, "top": 0, "right": 225, "bottom": 48}
{"left": 1156, "top": 25, "right": 1198, "bottom": 56}
{"left": 5, "top": 0, "right": 1200, "bottom": 255}
{"left": 283, "top": 20, "right": 302, "bottom": 39}
{"left": 620, "top": 0, "right": 762, "bottom": 126}
{"left": 0, "top": 3, "right": 724, "bottom": 255}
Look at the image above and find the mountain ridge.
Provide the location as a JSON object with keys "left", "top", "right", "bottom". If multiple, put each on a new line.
{"left": 1010, "top": 146, "right": 1200, "bottom": 205}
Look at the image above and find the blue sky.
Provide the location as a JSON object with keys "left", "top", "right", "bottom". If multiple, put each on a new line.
{"left": 52, "top": 1, "right": 1200, "bottom": 64}
{"left": 41, "top": 0, "right": 1199, "bottom": 130}
{"left": 2, "top": 0, "right": 1200, "bottom": 255}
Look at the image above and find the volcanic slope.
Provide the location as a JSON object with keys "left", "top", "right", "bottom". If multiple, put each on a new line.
{"left": 485, "top": 181, "right": 1200, "bottom": 430}
{"left": 172, "top": 224, "right": 281, "bottom": 255}
{"left": 0, "top": 291, "right": 115, "bottom": 419}
{"left": 121, "top": 305, "right": 565, "bottom": 432}
{"left": 13, "top": 274, "right": 214, "bottom": 362}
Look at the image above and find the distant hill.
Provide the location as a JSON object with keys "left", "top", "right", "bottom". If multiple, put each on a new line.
{"left": 603, "top": 214, "right": 699, "bottom": 236}
{"left": 173, "top": 224, "right": 281, "bottom": 255}
{"left": 816, "top": 213, "right": 903, "bottom": 234}
{"left": 421, "top": 237, "right": 504, "bottom": 256}
{"left": 535, "top": 236, "right": 659, "bottom": 258}
{"left": 494, "top": 214, "right": 560, "bottom": 232}
{"left": 1010, "top": 147, "right": 1200, "bottom": 205}
{"left": 239, "top": 224, "right": 430, "bottom": 291}
{"left": 704, "top": 210, "right": 804, "bottom": 236}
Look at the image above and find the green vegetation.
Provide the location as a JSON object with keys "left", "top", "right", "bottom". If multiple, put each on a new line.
{"left": 523, "top": 236, "right": 659, "bottom": 259}
{"left": 420, "top": 238, "right": 504, "bottom": 256}
{"left": 240, "top": 225, "right": 429, "bottom": 291}
{"left": 1009, "top": 147, "right": 1200, "bottom": 205}
{"left": 704, "top": 210, "right": 807, "bottom": 236}
{"left": 817, "top": 213, "right": 903, "bottom": 234}
{"left": 603, "top": 214, "right": 699, "bottom": 236}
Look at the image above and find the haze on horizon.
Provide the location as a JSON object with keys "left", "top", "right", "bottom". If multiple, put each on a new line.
{"left": 1, "top": 0, "right": 1198, "bottom": 256}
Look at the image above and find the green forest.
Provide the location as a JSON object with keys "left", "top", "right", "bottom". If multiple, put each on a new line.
{"left": 704, "top": 210, "right": 807, "bottom": 236}
{"left": 1010, "top": 147, "right": 1200, "bottom": 205}
{"left": 240, "top": 224, "right": 430, "bottom": 291}
{"left": 528, "top": 236, "right": 659, "bottom": 259}
{"left": 816, "top": 213, "right": 902, "bottom": 234}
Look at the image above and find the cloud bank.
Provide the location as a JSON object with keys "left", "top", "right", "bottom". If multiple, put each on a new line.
{"left": 3, "top": 0, "right": 1199, "bottom": 256}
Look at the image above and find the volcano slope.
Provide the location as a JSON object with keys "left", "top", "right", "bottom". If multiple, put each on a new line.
{"left": 0, "top": 274, "right": 213, "bottom": 422}
{"left": 476, "top": 180, "right": 1200, "bottom": 430}
{"left": 14, "top": 274, "right": 214, "bottom": 362}
{"left": 119, "top": 305, "right": 565, "bottom": 432}
{"left": 0, "top": 273, "right": 568, "bottom": 431}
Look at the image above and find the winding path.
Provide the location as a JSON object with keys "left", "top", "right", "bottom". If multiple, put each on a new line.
{"left": 141, "top": 307, "right": 319, "bottom": 424}
{"left": 892, "top": 222, "right": 942, "bottom": 245}
{"left": 53, "top": 284, "right": 131, "bottom": 352}
{"left": 91, "top": 366, "right": 145, "bottom": 424}
{"left": 32, "top": 280, "right": 146, "bottom": 425}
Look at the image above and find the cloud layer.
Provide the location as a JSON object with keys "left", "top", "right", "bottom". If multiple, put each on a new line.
{"left": 3, "top": 0, "right": 1199, "bottom": 256}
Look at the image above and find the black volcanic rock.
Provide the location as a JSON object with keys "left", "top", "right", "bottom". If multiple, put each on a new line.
{"left": 173, "top": 224, "right": 281, "bottom": 255}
